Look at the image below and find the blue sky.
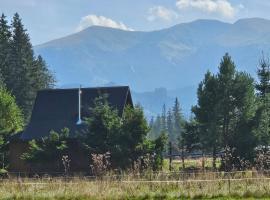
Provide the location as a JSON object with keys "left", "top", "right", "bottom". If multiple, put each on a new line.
{"left": 0, "top": 0, "right": 270, "bottom": 45}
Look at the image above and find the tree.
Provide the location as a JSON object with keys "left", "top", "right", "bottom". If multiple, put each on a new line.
{"left": 192, "top": 71, "right": 220, "bottom": 169}
{"left": 161, "top": 104, "right": 167, "bottom": 132}
{"left": 172, "top": 98, "right": 185, "bottom": 145}
{"left": 152, "top": 131, "right": 167, "bottom": 171}
{"left": 193, "top": 53, "right": 257, "bottom": 170}
{"left": 230, "top": 72, "right": 257, "bottom": 164}
{"left": 80, "top": 97, "right": 166, "bottom": 170}
{"left": 218, "top": 56, "right": 256, "bottom": 167}
{"left": 254, "top": 56, "right": 270, "bottom": 146}
{"left": 0, "top": 85, "right": 23, "bottom": 169}
{"left": 80, "top": 96, "right": 122, "bottom": 158}
{"left": 6, "top": 13, "right": 55, "bottom": 121}
{"left": 148, "top": 114, "right": 164, "bottom": 139}
{"left": 166, "top": 109, "right": 174, "bottom": 141}
{"left": 120, "top": 105, "right": 150, "bottom": 168}
{"left": 182, "top": 118, "right": 200, "bottom": 153}
{"left": 21, "top": 128, "right": 69, "bottom": 170}
{"left": 256, "top": 56, "right": 270, "bottom": 98}
{"left": 0, "top": 14, "right": 11, "bottom": 85}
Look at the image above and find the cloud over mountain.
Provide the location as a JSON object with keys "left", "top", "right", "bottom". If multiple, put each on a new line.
{"left": 176, "top": 0, "right": 238, "bottom": 18}
{"left": 76, "top": 15, "right": 134, "bottom": 32}
{"left": 147, "top": 6, "right": 178, "bottom": 22}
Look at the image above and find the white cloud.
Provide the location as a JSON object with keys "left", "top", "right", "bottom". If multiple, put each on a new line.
{"left": 147, "top": 6, "right": 178, "bottom": 22}
{"left": 76, "top": 15, "right": 134, "bottom": 32}
{"left": 176, "top": 0, "right": 238, "bottom": 18}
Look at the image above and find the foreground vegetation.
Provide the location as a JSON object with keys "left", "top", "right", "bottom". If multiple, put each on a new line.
{"left": 2, "top": 171, "right": 270, "bottom": 200}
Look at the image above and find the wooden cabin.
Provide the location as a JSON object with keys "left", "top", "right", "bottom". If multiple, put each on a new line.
{"left": 9, "top": 86, "right": 133, "bottom": 173}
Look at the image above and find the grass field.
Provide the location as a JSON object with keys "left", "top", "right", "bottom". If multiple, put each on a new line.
{"left": 1, "top": 171, "right": 270, "bottom": 200}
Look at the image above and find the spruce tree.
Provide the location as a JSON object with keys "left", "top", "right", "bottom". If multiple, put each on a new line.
{"left": 161, "top": 104, "right": 167, "bottom": 132}
{"left": 254, "top": 56, "right": 270, "bottom": 146}
{"left": 7, "top": 13, "right": 34, "bottom": 119}
{"left": 192, "top": 71, "right": 220, "bottom": 168}
{"left": 0, "top": 13, "right": 11, "bottom": 85}
{"left": 166, "top": 109, "right": 174, "bottom": 141}
{"left": 256, "top": 56, "right": 270, "bottom": 98}
{"left": 193, "top": 53, "right": 256, "bottom": 169}
{"left": 153, "top": 115, "right": 162, "bottom": 138}
{"left": 172, "top": 98, "right": 184, "bottom": 142}
{"left": 7, "top": 13, "right": 55, "bottom": 120}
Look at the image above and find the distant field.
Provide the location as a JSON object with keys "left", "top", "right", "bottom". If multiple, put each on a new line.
{"left": 163, "top": 157, "right": 221, "bottom": 171}
{"left": 1, "top": 171, "right": 270, "bottom": 200}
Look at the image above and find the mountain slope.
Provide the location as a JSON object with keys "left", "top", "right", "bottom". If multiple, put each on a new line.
{"left": 35, "top": 18, "right": 270, "bottom": 116}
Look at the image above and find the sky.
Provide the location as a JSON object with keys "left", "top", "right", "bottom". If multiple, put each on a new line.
{"left": 0, "top": 0, "right": 270, "bottom": 45}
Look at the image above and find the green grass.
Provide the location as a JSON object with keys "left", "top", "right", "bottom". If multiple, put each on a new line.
{"left": 0, "top": 172, "right": 270, "bottom": 200}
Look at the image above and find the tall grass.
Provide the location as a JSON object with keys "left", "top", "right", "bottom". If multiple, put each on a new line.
{"left": 1, "top": 171, "right": 270, "bottom": 199}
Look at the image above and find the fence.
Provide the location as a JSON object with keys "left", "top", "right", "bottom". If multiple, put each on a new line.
{"left": 4, "top": 170, "right": 270, "bottom": 181}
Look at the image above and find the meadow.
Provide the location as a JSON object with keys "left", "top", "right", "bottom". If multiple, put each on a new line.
{"left": 2, "top": 170, "right": 270, "bottom": 200}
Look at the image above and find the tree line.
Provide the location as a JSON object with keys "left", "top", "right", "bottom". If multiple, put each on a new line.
{"left": 150, "top": 53, "right": 270, "bottom": 171}
{"left": 0, "top": 13, "right": 55, "bottom": 121}
{"left": 0, "top": 13, "right": 55, "bottom": 171}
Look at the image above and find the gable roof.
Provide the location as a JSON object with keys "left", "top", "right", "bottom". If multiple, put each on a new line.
{"left": 20, "top": 86, "right": 133, "bottom": 140}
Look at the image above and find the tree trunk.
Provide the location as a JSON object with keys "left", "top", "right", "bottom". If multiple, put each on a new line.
{"left": 169, "top": 142, "right": 172, "bottom": 171}
{"left": 181, "top": 147, "right": 185, "bottom": 170}
{"left": 212, "top": 145, "right": 216, "bottom": 170}
{"left": 202, "top": 152, "right": 205, "bottom": 171}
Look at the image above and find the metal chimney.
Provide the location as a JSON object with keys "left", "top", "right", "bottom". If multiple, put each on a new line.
{"left": 76, "top": 85, "right": 82, "bottom": 125}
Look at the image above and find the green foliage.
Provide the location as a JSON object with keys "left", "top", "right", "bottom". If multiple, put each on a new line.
{"left": 256, "top": 56, "right": 270, "bottom": 98}
{"left": 181, "top": 119, "right": 200, "bottom": 153}
{"left": 192, "top": 70, "right": 220, "bottom": 154}
{"left": 172, "top": 98, "right": 185, "bottom": 139}
{"left": 80, "top": 96, "right": 122, "bottom": 153}
{"left": 120, "top": 104, "right": 150, "bottom": 166}
{"left": 21, "top": 128, "right": 69, "bottom": 164}
{"left": 0, "top": 13, "right": 55, "bottom": 121}
{"left": 0, "top": 86, "right": 23, "bottom": 136}
{"left": 254, "top": 56, "right": 270, "bottom": 146}
{"left": 0, "top": 13, "right": 11, "bottom": 86}
{"left": 0, "top": 85, "right": 23, "bottom": 168}
{"left": 193, "top": 53, "right": 257, "bottom": 168}
{"left": 148, "top": 98, "right": 185, "bottom": 146}
{"left": 152, "top": 131, "right": 168, "bottom": 170}
{"left": 79, "top": 97, "right": 166, "bottom": 170}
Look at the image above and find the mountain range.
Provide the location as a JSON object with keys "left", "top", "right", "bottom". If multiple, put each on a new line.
{"left": 34, "top": 18, "right": 270, "bottom": 117}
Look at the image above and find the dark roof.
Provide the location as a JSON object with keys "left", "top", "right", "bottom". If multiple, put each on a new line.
{"left": 20, "top": 86, "right": 133, "bottom": 140}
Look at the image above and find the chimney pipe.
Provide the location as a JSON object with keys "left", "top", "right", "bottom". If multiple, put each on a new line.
{"left": 76, "top": 85, "right": 82, "bottom": 125}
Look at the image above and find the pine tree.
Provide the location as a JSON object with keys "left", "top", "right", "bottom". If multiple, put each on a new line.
{"left": 192, "top": 71, "right": 220, "bottom": 168}
{"left": 172, "top": 98, "right": 184, "bottom": 142}
{"left": 193, "top": 53, "right": 257, "bottom": 169}
{"left": 254, "top": 56, "right": 270, "bottom": 146}
{"left": 148, "top": 116, "right": 155, "bottom": 139}
{"left": 166, "top": 109, "right": 174, "bottom": 141}
{"left": 7, "top": 13, "right": 35, "bottom": 119}
{"left": 0, "top": 13, "right": 11, "bottom": 85}
{"left": 161, "top": 104, "right": 167, "bottom": 132}
{"left": 256, "top": 56, "right": 270, "bottom": 98}
{"left": 153, "top": 115, "right": 162, "bottom": 138}
{"left": 7, "top": 13, "right": 55, "bottom": 120}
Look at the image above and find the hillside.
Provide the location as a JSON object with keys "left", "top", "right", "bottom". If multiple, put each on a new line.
{"left": 35, "top": 18, "right": 270, "bottom": 116}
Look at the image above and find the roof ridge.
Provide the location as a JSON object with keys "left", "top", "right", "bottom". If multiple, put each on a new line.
{"left": 40, "top": 86, "right": 130, "bottom": 92}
